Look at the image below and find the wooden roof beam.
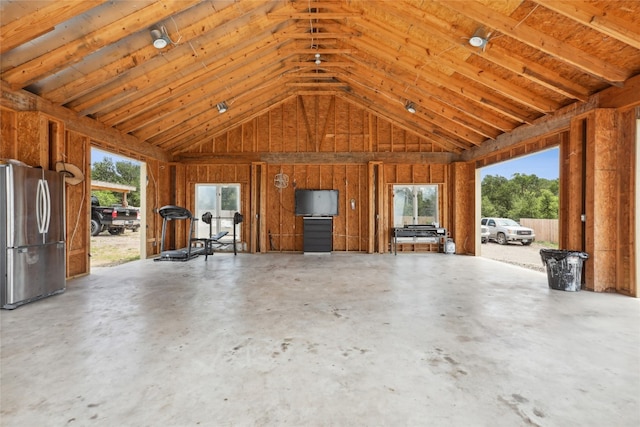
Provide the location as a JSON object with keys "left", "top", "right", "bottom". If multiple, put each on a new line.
{"left": 340, "top": 86, "right": 470, "bottom": 153}
{"left": 1, "top": 0, "right": 201, "bottom": 89}
{"left": 103, "top": 34, "right": 291, "bottom": 130}
{"left": 439, "top": 0, "right": 629, "bottom": 86}
{"left": 128, "top": 56, "right": 291, "bottom": 140}
{"left": 339, "top": 45, "right": 517, "bottom": 133}
{"left": 66, "top": 5, "right": 297, "bottom": 117}
{"left": 132, "top": 59, "right": 291, "bottom": 141}
{"left": 347, "top": 33, "right": 537, "bottom": 125}
{"left": 340, "top": 57, "right": 502, "bottom": 140}
{"left": 349, "top": 11, "right": 559, "bottom": 114}
{"left": 380, "top": 0, "right": 590, "bottom": 102}
{"left": 532, "top": 0, "right": 640, "bottom": 50}
{"left": 0, "top": 1, "right": 107, "bottom": 54}
{"left": 44, "top": 0, "right": 291, "bottom": 106}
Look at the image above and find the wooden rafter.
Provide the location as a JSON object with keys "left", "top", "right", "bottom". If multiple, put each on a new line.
{"left": 0, "top": 0, "right": 108, "bottom": 54}
{"left": 532, "top": 0, "right": 640, "bottom": 50}
{"left": 439, "top": 0, "right": 629, "bottom": 85}
{"left": 1, "top": 0, "right": 201, "bottom": 89}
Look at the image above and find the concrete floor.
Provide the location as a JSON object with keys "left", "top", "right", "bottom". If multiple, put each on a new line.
{"left": 1, "top": 253, "right": 639, "bottom": 426}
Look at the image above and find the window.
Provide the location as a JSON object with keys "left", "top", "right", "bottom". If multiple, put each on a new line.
{"left": 393, "top": 185, "right": 439, "bottom": 227}
{"left": 195, "top": 184, "right": 240, "bottom": 239}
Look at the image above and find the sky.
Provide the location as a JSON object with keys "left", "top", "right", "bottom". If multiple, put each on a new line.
{"left": 91, "top": 148, "right": 140, "bottom": 166}
{"left": 92, "top": 146, "right": 559, "bottom": 180}
{"left": 480, "top": 147, "right": 559, "bottom": 180}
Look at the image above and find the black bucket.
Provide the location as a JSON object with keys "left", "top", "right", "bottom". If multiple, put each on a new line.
{"left": 540, "top": 249, "right": 589, "bottom": 292}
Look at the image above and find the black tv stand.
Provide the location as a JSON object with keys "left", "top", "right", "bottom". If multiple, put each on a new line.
{"left": 303, "top": 217, "right": 332, "bottom": 253}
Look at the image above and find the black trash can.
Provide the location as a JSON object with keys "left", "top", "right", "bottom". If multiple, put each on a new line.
{"left": 540, "top": 249, "right": 589, "bottom": 291}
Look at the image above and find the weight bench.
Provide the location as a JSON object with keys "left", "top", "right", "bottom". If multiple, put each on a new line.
{"left": 197, "top": 231, "right": 229, "bottom": 261}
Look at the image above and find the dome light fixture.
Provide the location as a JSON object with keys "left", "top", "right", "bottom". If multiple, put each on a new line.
{"left": 469, "top": 28, "right": 488, "bottom": 49}
{"left": 217, "top": 102, "right": 228, "bottom": 114}
{"left": 150, "top": 27, "right": 170, "bottom": 49}
{"left": 405, "top": 102, "right": 416, "bottom": 114}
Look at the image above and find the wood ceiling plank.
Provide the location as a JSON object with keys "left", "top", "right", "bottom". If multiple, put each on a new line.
{"left": 2, "top": 0, "right": 201, "bottom": 89}
{"left": 286, "top": 62, "right": 354, "bottom": 67}
{"left": 102, "top": 29, "right": 291, "bottom": 129}
{"left": 439, "top": 0, "right": 629, "bottom": 85}
{"left": 341, "top": 56, "right": 502, "bottom": 140}
{"left": 44, "top": 47, "right": 159, "bottom": 105}
{"left": 268, "top": 12, "right": 360, "bottom": 19}
{"left": 286, "top": 82, "right": 349, "bottom": 87}
{"left": 0, "top": 1, "right": 108, "bottom": 54}
{"left": 347, "top": 32, "right": 537, "bottom": 125}
{"left": 342, "top": 75, "right": 484, "bottom": 148}
{"left": 67, "top": 5, "right": 296, "bottom": 117}
{"left": 340, "top": 86, "right": 471, "bottom": 152}
{"left": 532, "top": 0, "right": 640, "bottom": 49}
{"left": 433, "top": 51, "right": 561, "bottom": 113}
{"left": 381, "top": 0, "right": 590, "bottom": 102}
{"left": 348, "top": 10, "right": 558, "bottom": 114}
{"left": 278, "top": 32, "right": 360, "bottom": 40}
{"left": 338, "top": 45, "right": 517, "bottom": 133}
{"left": 132, "top": 59, "right": 290, "bottom": 141}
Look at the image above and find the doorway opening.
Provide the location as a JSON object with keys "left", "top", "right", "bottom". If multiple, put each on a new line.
{"left": 90, "top": 148, "right": 144, "bottom": 268}
{"left": 478, "top": 147, "right": 559, "bottom": 272}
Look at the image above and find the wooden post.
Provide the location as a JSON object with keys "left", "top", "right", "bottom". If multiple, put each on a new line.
{"left": 448, "top": 161, "right": 476, "bottom": 254}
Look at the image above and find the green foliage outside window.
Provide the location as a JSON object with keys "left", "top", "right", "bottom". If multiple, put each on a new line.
{"left": 91, "top": 157, "right": 141, "bottom": 207}
{"left": 481, "top": 173, "right": 558, "bottom": 220}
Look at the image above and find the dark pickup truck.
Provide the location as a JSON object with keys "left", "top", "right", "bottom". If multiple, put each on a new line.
{"left": 91, "top": 195, "right": 140, "bottom": 236}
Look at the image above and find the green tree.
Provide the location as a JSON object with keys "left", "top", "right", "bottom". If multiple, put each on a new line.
{"left": 537, "top": 189, "right": 559, "bottom": 219}
{"left": 481, "top": 173, "right": 559, "bottom": 220}
{"left": 91, "top": 157, "right": 141, "bottom": 207}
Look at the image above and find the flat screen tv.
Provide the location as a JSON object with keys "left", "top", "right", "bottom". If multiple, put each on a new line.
{"left": 295, "top": 189, "right": 339, "bottom": 216}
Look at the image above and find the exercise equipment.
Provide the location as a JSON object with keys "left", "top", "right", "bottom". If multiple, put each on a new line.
{"left": 198, "top": 211, "right": 244, "bottom": 259}
{"left": 155, "top": 205, "right": 204, "bottom": 261}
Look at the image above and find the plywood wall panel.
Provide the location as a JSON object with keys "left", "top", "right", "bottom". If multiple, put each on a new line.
{"left": 615, "top": 109, "right": 636, "bottom": 296}
{"left": 269, "top": 107, "right": 284, "bottom": 153}
{"left": 375, "top": 117, "right": 391, "bottom": 152}
{"left": 335, "top": 134, "right": 349, "bottom": 153}
{"left": 242, "top": 121, "right": 254, "bottom": 153}
{"left": 64, "top": 130, "right": 90, "bottom": 277}
{"left": 395, "top": 163, "right": 412, "bottom": 183}
{"left": 0, "top": 108, "right": 17, "bottom": 159}
{"left": 16, "top": 112, "right": 47, "bottom": 166}
{"left": 332, "top": 166, "right": 347, "bottom": 251}
{"left": 412, "top": 164, "right": 429, "bottom": 183}
{"left": 257, "top": 115, "right": 270, "bottom": 152}
{"left": 282, "top": 101, "right": 298, "bottom": 152}
{"left": 229, "top": 127, "right": 243, "bottom": 152}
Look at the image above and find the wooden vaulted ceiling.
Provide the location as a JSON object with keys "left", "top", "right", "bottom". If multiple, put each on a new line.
{"left": 1, "top": 0, "right": 639, "bottom": 159}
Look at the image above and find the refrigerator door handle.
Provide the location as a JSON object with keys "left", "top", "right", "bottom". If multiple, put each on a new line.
{"left": 36, "top": 179, "right": 44, "bottom": 233}
{"left": 43, "top": 179, "right": 51, "bottom": 233}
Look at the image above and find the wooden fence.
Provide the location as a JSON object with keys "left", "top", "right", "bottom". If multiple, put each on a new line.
{"left": 519, "top": 218, "right": 558, "bottom": 244}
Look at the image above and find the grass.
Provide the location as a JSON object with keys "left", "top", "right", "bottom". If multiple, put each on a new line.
{"left": 90, "top": 234, "right": 141, "bottom": 267}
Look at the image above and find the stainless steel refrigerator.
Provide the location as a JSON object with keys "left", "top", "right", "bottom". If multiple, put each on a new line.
{"left": 1, "top": 163, "right": 66, "bottom": 309}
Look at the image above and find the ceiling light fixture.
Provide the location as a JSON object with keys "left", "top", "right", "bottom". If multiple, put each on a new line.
{"left": 150, "top": 27, "right": 170, "bottom": 49}
{"left": 315, "top": 53, "right": 321, "bottom": 65}
{"left": 405, "top": 102, "right": 416, "bottom": 114}
{"left": 468, "top": 28, "right": 488, "bottom": 49}
{"left": 217, "top": 102, "right": 228, "bottom": 114}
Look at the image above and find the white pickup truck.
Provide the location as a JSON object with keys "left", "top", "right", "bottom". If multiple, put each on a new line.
{"left": 481, "top": 217, "right": 535, "bottom": 246}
